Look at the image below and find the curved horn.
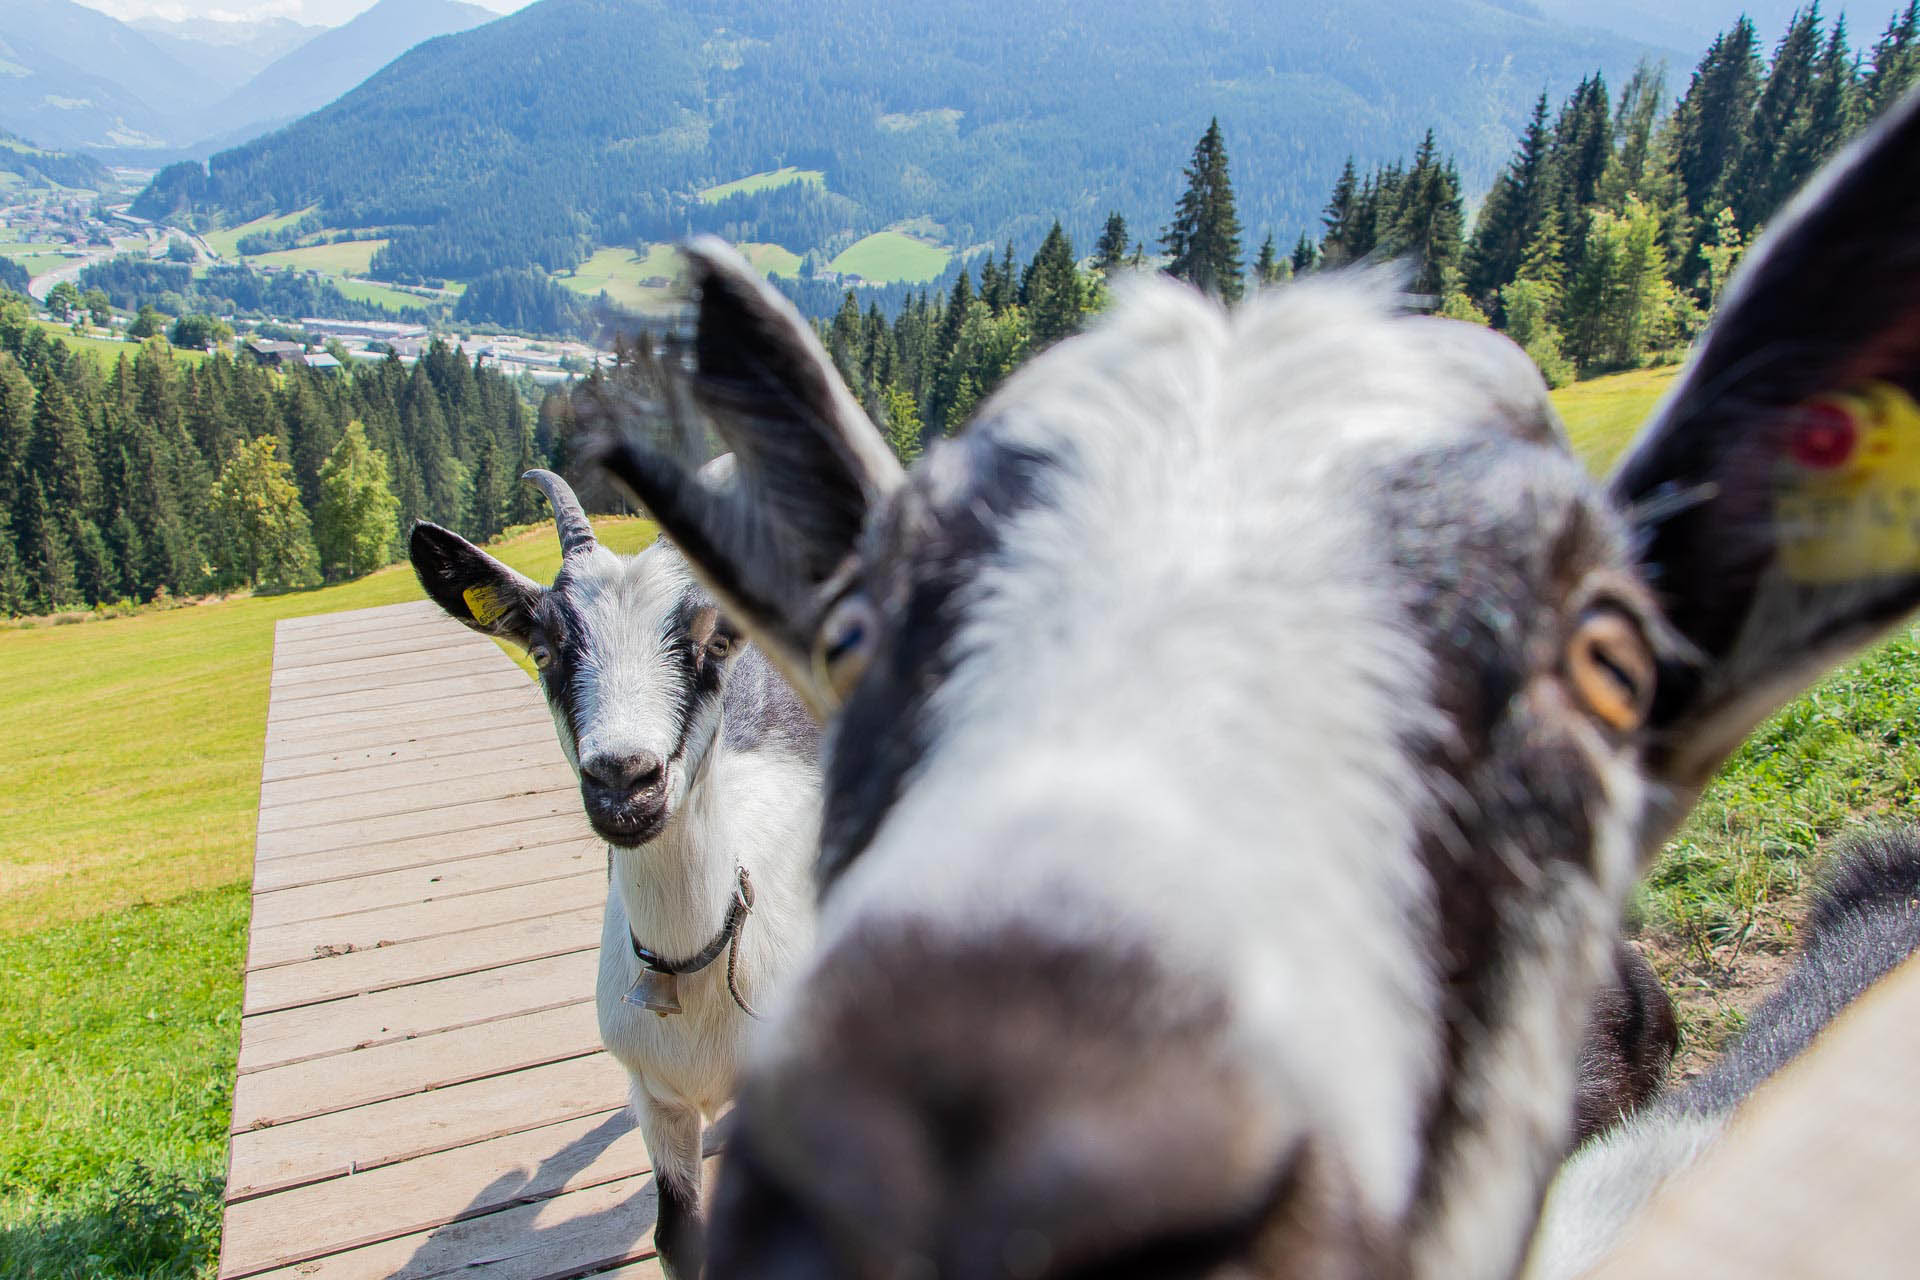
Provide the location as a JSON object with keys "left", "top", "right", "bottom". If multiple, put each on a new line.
{"left": 522, "top": 469, "right": 596, "bottom": 558}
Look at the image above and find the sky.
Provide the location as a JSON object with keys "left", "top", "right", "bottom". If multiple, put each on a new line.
{"left": 72, "top": 0, "right": 533, "bottom": 28}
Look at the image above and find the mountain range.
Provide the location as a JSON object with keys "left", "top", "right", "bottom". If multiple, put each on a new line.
{"left": 137, "top": 0, "right": 1677, "bottom": 286}
{"left": 0, "top": 0, "right": 495, "bottom": 153}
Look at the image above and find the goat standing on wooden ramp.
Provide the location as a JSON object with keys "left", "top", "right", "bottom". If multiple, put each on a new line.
{"left": 1526, "top": 825, "right": 1920, "bottom": 1278}
{"left": 596, "top": 82, "right": 1920, "bottom": 1280}
{"left": 408, "top": 469, "right": 820, "bottom": 1280}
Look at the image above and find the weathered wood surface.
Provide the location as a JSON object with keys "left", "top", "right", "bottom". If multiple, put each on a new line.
{"left": 220, "top": 600, "right": 664, "bottom": 1280}
{"left": 1585, "top": 950, "right": 1920, "bottom": 1280}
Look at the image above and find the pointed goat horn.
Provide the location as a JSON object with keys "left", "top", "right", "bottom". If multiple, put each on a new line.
{"left": 522, "top": 469, "right": 596, "bottom": 558}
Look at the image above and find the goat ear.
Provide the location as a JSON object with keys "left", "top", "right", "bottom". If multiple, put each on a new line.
{"left": 408, "top": 521, "right": 543, "bottom": 647}
{"left": 597, "top": 237, "right": 905, "bottom": 710}
{"left": 1609, "top": 89, "right": 1920, "bottom": 790}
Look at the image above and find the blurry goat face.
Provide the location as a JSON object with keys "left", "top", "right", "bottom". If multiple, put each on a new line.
{"left": 601, "top": 92, "right": 1920, "bottom": 1280}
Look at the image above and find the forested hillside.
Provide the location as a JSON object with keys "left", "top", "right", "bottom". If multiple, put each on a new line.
{"left": 0, "top": 130, "right": 110, "bottom": 189}
{"left": 135, "top": 0, "right": 1661, "bottom": 287}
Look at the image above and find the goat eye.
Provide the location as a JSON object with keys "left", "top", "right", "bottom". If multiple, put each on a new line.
{"left": 1566, "top": 606, "right": 1654, "bottom": 733}
{"left": 529, "top": 643, "right": 553, "bottom": 669}
{"left": 704, "top": 633, "right": 733, "bottom": 661}
{"left": 816, "top": 594, "right": 879, "bottom": 700}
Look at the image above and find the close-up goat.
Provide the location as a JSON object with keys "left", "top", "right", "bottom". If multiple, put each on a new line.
{"left": 595, "top": 78, "right": 1920, "bottom": 1280}
{"left": 1526, "top": 825, "right": 1920, "bottom": 1278}
{"left": 408, "top": 470, "right": 821, "bottom": 1280}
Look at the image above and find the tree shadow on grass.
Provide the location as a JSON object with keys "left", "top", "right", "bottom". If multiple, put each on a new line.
{"left": 0, "top": 1161, "right": 221, "bottom": 1280}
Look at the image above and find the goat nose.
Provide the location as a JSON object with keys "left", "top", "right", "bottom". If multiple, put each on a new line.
{"left": 583, "top": 750, "right": 665, "bottom": 795}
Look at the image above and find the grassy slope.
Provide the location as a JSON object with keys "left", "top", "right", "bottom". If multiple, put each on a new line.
{"left": 202, "top": 208, "right": 317, "bottom": 260}
{"left": 827, "top": 230, "right": 950, "bottom": 283}
{"left": 557, "top": 244, "right": 680, "bottom": 310}
{"left": 31, "top": 324, "right": 211, "bottom": 370}
{"left": 332, "top": 276, "right": 432, "bottom": 310}
{"left": 697, "top": 166, "right": 825, "bottom": 204}
{"left": 245, "top": 239, "right": 387, "bottom": 275}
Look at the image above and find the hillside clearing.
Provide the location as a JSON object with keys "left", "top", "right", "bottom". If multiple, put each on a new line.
{"left": 828, "top": 230, "right": 950, "bottom": 283}
{"left": 245, "top": 238, "right": 386, "bottom": 274}
{"left": 557, "top": 244, "right": 681, "bottom": 310}
{"left": 331, "top": 275, "right": 433, "bottom": 311}
{"left": 201, "top": 207, "right": 317, "bottom": 260}
{"left": 1553, "top": 364, "right": 1682, "bottom": 470}
{"left": 698, "top": 166, "right": 825, "bottom": 204}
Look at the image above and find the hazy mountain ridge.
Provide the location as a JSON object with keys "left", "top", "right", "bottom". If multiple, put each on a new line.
{"left": 130, "top": 15, "right": 324, "bottom": 90}
{"left": 192, "top": 0, "right": 496, "bottom": 146}
{"left": 142, "top": 0, "right": 1674, "bottom": 283}
{"left": 0, "top": 0, "right": 213, "bottom": 149}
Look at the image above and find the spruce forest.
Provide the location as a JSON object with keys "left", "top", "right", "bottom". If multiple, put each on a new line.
{"left": 2, "top": 5, "right": 1917, "bottom": 617}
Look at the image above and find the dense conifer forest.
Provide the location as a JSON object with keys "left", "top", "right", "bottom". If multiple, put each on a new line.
{"left": 0, "top": 289, "right": 548, "bottom": 614}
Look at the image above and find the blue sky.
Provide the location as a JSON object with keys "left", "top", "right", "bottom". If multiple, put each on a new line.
{"left": 73, "top": 0, "right": 532, "bottom": 27}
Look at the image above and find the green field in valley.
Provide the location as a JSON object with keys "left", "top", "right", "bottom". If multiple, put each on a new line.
{"left": 245, "top": 238, "right": 387, "bottom": 275}
{"left": 201, "top": 207, "right": 318, "bottom": 261}
{"left": 557, "top": 243, "right": 681, "bottom": 310}
{"left": 28, "top": 324, "right": 211, "bottom": 369}
{"left": 698, "top": 166, "right": 825, "bottom": 204}
{"left": 1553, "top": 364, "right": 1682, "bottom": 471}
{"left": 332, "top": 276, "right": 432, "bottom": 311}
{"left": 828, "top": 229, "right": 951, "bottom": 283}
{"left": 0, "top": 516, "right": 654, "bottom": 1279}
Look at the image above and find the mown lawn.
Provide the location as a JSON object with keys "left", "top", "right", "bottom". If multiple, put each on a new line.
{"left": 0, "top": 516, "right": 654, "bottom": 1279}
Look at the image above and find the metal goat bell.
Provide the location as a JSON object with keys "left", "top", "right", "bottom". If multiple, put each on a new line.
{"left": 624, "top": 968, "right": 682, "bottom": 1017}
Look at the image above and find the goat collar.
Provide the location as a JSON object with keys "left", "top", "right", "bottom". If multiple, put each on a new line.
{"left": 621, "top": 866, "right": 757, "bottom": 1019}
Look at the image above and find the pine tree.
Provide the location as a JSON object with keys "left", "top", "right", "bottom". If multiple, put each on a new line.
{"left": 508, "top": 425, "right": 546, "bottom": 527}
{"left": 1290, "top": 233, "right": 1318, "bottom": 275}
{"left": 469, "top": 432, "right": 509, "bottom": 544}
{"left": 1387, "top": 131, "right": 1466, "bottom": 298}
{"left": 1162, "top": 118, "right": 1246, "bottom": 301}
{"left": 1551, "top": 73, "right": 1613, "bottom": 270}
{"left": 28, "top": 371, "right": 98, "bottom": 517}
{"left": 1465, "top": 92, "right": 1554, "bottom": 310}
{"left": 1254, "top": 233, "right": 1281, "bottom": 286}
{"left": 1732, "top": 6, "right": 1825, "bottom": 232}
{"left": 1025, "top": 221, "right": 1084, "bottom": 349}
{"left": 0, "top": 501, "right": 25, "bottom": 615}
{"left": 17, "top": 478, "right": 75, "bottom": 609}
{"left": 1866, "top": 2, "right": 1920, "bottom": 115}
{"left": 1093, "top": 213, "right": 1130, "bottom": 273}
{"left": 211, "top": 434, "right": 319, "bottom": 589}
{"left": 1319, "top": 158, "right": 1361, "bottom": 266}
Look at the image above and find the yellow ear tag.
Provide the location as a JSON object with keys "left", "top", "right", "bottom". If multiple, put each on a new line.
{"left": 1776, "top": 382, "right": 1920, "bottom": 583}
{"left": 462, "top": 585, "right": 510, "bottom": 628}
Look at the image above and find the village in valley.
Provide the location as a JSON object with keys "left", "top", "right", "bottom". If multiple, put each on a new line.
{"left": 1, "top": 179, "right": 609, "bottom": 383}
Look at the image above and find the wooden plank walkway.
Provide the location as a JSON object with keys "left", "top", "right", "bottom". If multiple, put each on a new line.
{"left": 221, "top": 599, "right": 665, "bottom": 1280}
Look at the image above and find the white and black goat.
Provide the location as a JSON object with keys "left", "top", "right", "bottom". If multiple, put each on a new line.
{"left": 1527, "top": 826, "right": 1920, "bottom": 1278}
{"left": 597, "top": 87, "right": 1920, "bottom": 1280}
{"left": 408, "top": 469, "right": 820, "bottom": 1280}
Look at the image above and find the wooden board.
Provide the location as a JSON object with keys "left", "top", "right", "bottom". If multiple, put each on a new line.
{"left": 1585, "top": 951, "right": 1920, "bottom": 1279}
{"left": 220, "top": 600, "right": 661, "bottom": 1280}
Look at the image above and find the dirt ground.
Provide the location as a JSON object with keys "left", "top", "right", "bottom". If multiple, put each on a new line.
{"left": 1637, "top": 905, "right": 1801, "bottom": 1083}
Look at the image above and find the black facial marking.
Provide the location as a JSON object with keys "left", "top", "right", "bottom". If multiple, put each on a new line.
{"left": 1373, "top": 438, "right": 1620, "bottom": 1197}
{"left": 531, "top": 586, "right": 592, "bottom": 753}
{"left": 817, "top": 432, "right": 1059, "bottom": 888}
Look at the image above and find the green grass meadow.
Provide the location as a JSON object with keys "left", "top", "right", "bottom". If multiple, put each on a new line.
{"left": 0, "top": 517, "right": 654, "bottom": 1279}
{"left": 827, "top": 230, "right": 951, "bottom": 283}
{"left": 201, "top": 209, "right": 317, "bottom": 261}
{"left": 697, "top": 166, "right": 825, "bottom": 204}
{"left": 4, "top": 362, "right": 1917, "bottom": 1274}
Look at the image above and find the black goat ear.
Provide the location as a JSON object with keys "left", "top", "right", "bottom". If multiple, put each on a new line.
{"left": 409, "top": 521, "right": 543, "bottom": 647}
{"left": 596, "top": 238, "right": 904, "bottom": 713}
{"left": 1609, "top": 88, "right": 1920, "bottom": 791}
